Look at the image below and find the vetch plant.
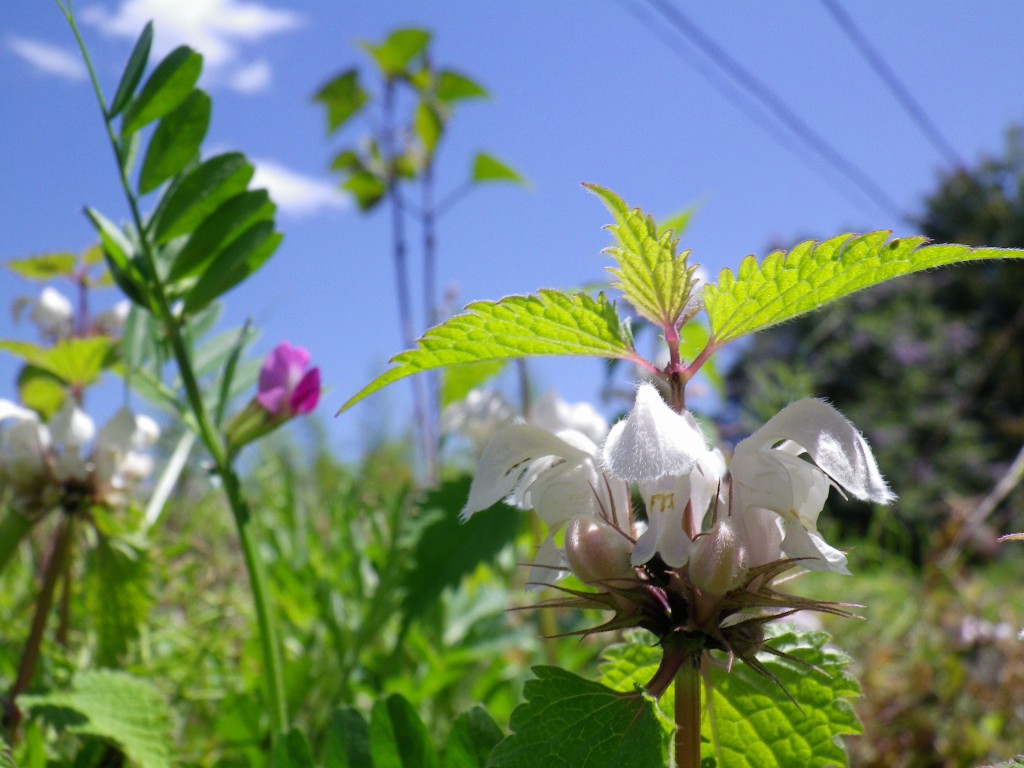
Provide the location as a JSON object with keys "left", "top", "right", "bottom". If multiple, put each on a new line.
{"left": 342, "top": 184, "right": 1024, "bottom": 766}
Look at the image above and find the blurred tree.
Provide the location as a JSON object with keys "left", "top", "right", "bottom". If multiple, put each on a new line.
{"left": 726, "top": 127, "right": 1024, "bottom": 562}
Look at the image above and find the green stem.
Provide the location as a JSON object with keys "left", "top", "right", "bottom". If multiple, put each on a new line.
{"left": 0, "top": 510, "right": 37, "bottom": 580}
{"left": 675, "top": 656, "right": 701, "bottom": 768}
{"left": 61, "top": 5, "right": 289, "bottom": 743}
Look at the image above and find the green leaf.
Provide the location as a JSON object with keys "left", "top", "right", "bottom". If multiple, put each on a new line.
{"left": 182, "top": 221, "right": 281, "bottom": 313}
{"left": 17, "top": 365, "right": 66, "bottom": 420}
{"left": 658, "top": 206, "right": 695, "bottom": 240}
{"left": 0, "top": 337, "right": 117, "bottom": 388}
{"left": 169, "top": 189, "right": 275, "bottom": 281}
{"left": 20, "top": 670, "right": 173, "bottom": 768}
{"left": 401, "top": 476, "right": 521, "bottom": 626}
{"left": 84, "top": 207, "right": 149, "bottom": 307}
{"left": 151, "top": 152, "right": 255, "bottom": 243}
{"left": 488, "top": 666, "right": 666, "bottom": 768}
{"left": 121, "top": 46, "right": 203, "bottom": 136}
{"left": 315, "top": 69, "right": 368, "bottom": 133}
{"left": 324, "top": 708, "right": 373, "bottom": 768}
{"left": 270, "top": 729, "right": 314, "bottom": 768}
{"left": 0, "top": 734, "right": 14, "bottom": 768}
{"left": 108, "top": 22, "right": 153, "bottom": 119}
{"left": 414, "top": 102, "right": 443, "bottom": 157}
{"left": 138, "top": 89, "right": 211, "bottom": 194}
{"left": 340, "top": 290, "right": 636, "bottom": 412}
{"left": 363, "top": 28, "right": 431, "bottom": 77}
{"left": 436, "top": 70, "right": 488, "bottom": 102}
{"left": 84, "top": 537, "right": 152, "bottom": 666}
{"left": 703, "top": 231, "right": 1024, "bottom": 345}
{"left": 442, "top": 707, "right": 503, "bottom": 768}
{"left": 587, "top": 184, "right": 696, "bottom": 328}
{"left": 440, "top": 360, "right": 506, "bottom": 408}
{"left": 369, "top": 694, "right": 439, "bottom": 768}
{"left": 6, "top": 253, "right": 76, "bottom": 280}
{"left": 343, "top": 170, "right": 387, "bottom": 211}
{"left": 471, "top": 153, "right": 525, "bottom": 186}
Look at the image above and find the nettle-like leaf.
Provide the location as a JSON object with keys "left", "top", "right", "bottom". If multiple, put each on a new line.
{"left": 20, "top": 670, "right": 173, "bottom": 768}
{"left": 0, "top": 337, "right": 118, "bottom": 388}
{"left": 599, "top": 627, "right": 862, "bottom": 768}
{"left": 488, "top": 666, "right": 666, "bottom": 768}
{"left": 587, "top": 184, "right": 695, "bottom": 328}
{"left": 440, "top": 360, "right": 505, "bottom": 407}
{"left": 340, "top": 290, "right": 637, "bottom": 412}
{"left": 703, "top": 231, "right": 1024, "bottom": 345}
{"left": 84, "top": 536, "right": 153, "bottom": 666}
{"left": 6, "top": 252, "right": 77, "bottom": 280}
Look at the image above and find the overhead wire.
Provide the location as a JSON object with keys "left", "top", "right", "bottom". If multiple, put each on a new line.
{"left": 634, "top": 0, "right": 904, "bottom": 219}
{"left": 819, "top": 0, "right": 963, "bottom": 170}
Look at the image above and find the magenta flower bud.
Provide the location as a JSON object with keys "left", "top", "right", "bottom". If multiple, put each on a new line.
{"left": 564, "top": 516, "right": 633, "bottom": 586}
{"left": 257, "top": 342, "right": 321, "bottom": 417}
{"left": 689, "top": 518, "right": 748, "bottom": 596}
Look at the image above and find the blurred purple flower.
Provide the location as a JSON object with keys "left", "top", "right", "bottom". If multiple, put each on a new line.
{"left": 257, "top": 342, "right": 320, "bottom": 417}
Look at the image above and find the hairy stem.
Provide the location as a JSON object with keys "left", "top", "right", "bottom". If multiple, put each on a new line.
{"left": 675, "top": 655, "right": 702, "bottom": 768}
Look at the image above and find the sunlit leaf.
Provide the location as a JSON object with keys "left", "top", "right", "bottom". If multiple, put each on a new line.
{"left": 6, "top": 253, "right": 76, "bottom": 280}
{"left": 369, "top": 694, "right": 439, "bottom": 768}
{"left": 471, "top": 153, "right": 525, "bottom": 186}
{"left": 84, "top": 537, "right": 152, "bottom": 666}
{"left": 443, "top": 707, "right": 504, "bottom": 768}
{"left": 703, "top": 231, "right": 1024, "bottom": 345}
{"left": 20, "top": 671, "right": 173, "bottom": 768}
{"left": 436, "top": 70, "right": 488, "bottom": 102}
{"left": 488, "top": 667, "right": 666, "bottom": 768}
{"left": 17, "top": 365, "right": 66, "bottom": 420}
{"left": 84, "top": 207, "right": 150, "bottom": 307}
{"left": 440, "top": 360, "right": 506, "bottom": 408}
{"left": 315, "top": 69, "right": 368, "bottom": 133}
{"left": 182, "top": 221, "right": 281, "bottom": 313}
{"left": 151, "top": 152, "right": 254, "bottom": 243}
{"left": 362, "top": 28, "right": 431, "bottom": 77}
{"left": 343, "top": 170, "right": 387, "bottom": 211}
{"left": 121, "top": 46, "right": 202, "bottom": 136}
{"left": 414, "top": 101, "right": 443, "bottom": 157}
{"left": 108, "top": 21, "right": 153, "bottom": 119}
{"left": 340, "top": 290, "right": 637, "bottom": 412}
{"left": 0, "top": 337, "right": 117, "bottom": 387}
{"left": 587, "top": 184, "right": 696, "bottom": 328}
{"left": 138, "top": 89, "right": 211, "bottom": 194}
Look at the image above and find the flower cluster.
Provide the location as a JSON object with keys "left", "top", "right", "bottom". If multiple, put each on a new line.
{"left": 0, "top": 398, "right": 159, "bottom": 517}
{"left": 463, "top": 382, "right": 893, "bottom": 695}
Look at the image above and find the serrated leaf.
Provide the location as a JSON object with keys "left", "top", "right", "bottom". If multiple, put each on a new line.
{"left": 442, "top": 707, "right": 503, "bottom": 768}
{"left": 121, "top": 46, "right": 203, "bottom": 136}
{"left": 138, "top": 89, "right": 211, "bottom": 194}
{"left": 315, "top": 69, "right": 368, "bottom": 133}
{"left": 703, "top": 231, "right": 1024, "bottom": 345}
{"left": 17, "top": 365, "right": 66, "bottom": 420}
{"left": 340, "top": 290, "right": 636, "bottom": 412}
{"left": 370, "top": 694, "right": 439, "bottom": 768}
{"left": 20, "top": 670, "right": 173, "bottom": 768}
{"left": 324, "top": 708, "right": 372, "bottom": 768}
{"left": 401, "top": 476, "right": 521, "bottom": 626}
{"left": 6, "top": 253, "right": 76, "bottom": 280}
{"left": 0, "top": 738, "right": 13, "bottom": 768}
{"left": 488, "top": 666, "right": 666, "bottom": 768}
{"left": 436, "top": 70, "right": 488, "bottom": 102}
{"left": 471, "top": 153, "right": 525, "bottom": 186}
{"left": 108, "top": 22, "right": 153, "bottom": 119}
{"left": 587, "top": 184, "right": 695, "bottom": 328}
{"left": 84, "top": 537, "right": 152, "bottom": 666}
{"left": 440, "top": 360, "right": 506, "bottom": 408}
{"left": 363, "top": 28, "right": 431, "bottom": 77}
{"left": 0, "top": 337, "right": 117, "bottom": 387}
{"left": 151, "top": 152, "right": 255, "bottom": 243}
{"left": 182, "top": 221, "right": 281, "bottom": 314}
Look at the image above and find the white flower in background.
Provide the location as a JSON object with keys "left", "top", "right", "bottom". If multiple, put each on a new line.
{"left": 728, "top": 399, "right": 895, "bottom": 574}
{"left": 0, "top": 400, "right": 51, "bottom": 488}
{"left": 603, "top": 382, "right": 724, "bottom": 567}
{"left": 92, "top": 300, "right": 131, "bottom": 336}
{"left": 49, "top": 400, "right": 96, "bottom": 482}
{"left": 462, "top": 423, "right": 630, "bottom": 587}
{"left": 440, "top": 388, "right": 515, "bottom": 451}
{"left": 13, "top": 287, "right": 74, "bottom": 339}
{"left": 94, "top": 406, "right": 160, "bottom": 494}
{"left": 529, "top": 391, "right": 608, "bottom": 446}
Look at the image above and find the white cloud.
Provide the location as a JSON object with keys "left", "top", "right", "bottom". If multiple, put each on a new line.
{"left": 7, "top": 36, "right": 87, "bottom": 81}
{"left": 227, "top": 59, "right": 271, "bottom": 94}
{"left": 82, "top": 0, "right": 301, "bottom": 91}
{"left": 251, "top": 159, "right": 348, "bottom": 218}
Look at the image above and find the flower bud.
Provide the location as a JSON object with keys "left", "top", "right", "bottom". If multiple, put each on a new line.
{"left": 689, "top": 518, "right": 748, "bottom": 596}
{"left": 564, "top": 516, "right": 633, "bottom": 585}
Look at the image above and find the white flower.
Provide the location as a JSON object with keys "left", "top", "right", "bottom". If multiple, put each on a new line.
{"left": 92, "top": 300, "right": 130, "bottom": 336}
{"left": 94, "top": 406, "right": 160, "bottom": 491}
{"left": 463, "top": 423, "right": 630, "bottom": 587}
{"left": 48, "top": 400, "right": 95, "bottom": 482}
{"left": 529, "top": 391, "right": 608, "bottom": 446}
{"left": 0, "top": 399, "right": 51, "bottom": 486}
{"left": 729, "top": 399, "right": 894, "bottom": 574}
{"left": 14, "top": 287, "right": 74, "bottom": 339}
{"left": 440, "top": 388, "right": 515, "bottom": 451}
{"left": 603, "top": 382, "right": 724, "bottom": 567}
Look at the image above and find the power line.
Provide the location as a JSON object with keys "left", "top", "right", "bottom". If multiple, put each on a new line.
{"left": 819, "top": 0, "right": 963, "bottom": 169}
{"left": 639, "top": 0, "right": 903, "bottom": 219}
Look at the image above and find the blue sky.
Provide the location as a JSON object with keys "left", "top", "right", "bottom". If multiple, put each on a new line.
{"left": 3, "top": 1, "right": 1024, "bottom": 455}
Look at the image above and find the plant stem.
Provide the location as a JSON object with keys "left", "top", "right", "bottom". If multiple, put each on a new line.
{"left": 675, "top": 655, "right": 702, "bottom": 768}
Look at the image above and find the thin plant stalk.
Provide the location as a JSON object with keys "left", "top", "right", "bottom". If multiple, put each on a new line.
{"left": 59, "top": 2, "right": 290, "bottom": 743}
{"left": 675, "top": 655, "right": 702, "bottom": 768}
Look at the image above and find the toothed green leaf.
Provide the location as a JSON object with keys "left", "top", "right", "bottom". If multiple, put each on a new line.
{"left": 340, "top": 290, "right": 637, "bottom": 412}
{"left": 704, "top": 232, "right": 1024, "bottom": 344}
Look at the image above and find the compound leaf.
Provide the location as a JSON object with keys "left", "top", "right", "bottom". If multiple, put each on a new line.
{"left": 122, "top": 46, "right": 202, "bottom": 136}
{"left": 108, "top": 21, "right": 153, "bottom": 119}
{"left": 138, "top": 89, "right": 211, "bottom": 194}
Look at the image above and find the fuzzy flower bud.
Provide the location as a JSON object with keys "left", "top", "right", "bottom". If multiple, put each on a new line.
{"left": 689, "top": 518, "right": 748, "bottom": 596}
{"left": 564, "top": 516, "right": 634, "bottom": 586}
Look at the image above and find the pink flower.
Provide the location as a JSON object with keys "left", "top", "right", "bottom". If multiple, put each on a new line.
{"left": 256, "top": 342, "right": 320, "bottom": 417}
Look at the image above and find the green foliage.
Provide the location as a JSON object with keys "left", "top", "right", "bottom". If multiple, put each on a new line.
{"left": 0, "top": 736, "right": 14, "bottom": 768}
{"left": 443, "top": 707, "right": 505, "bottom": 768}
{"left": 487, "top": 666, "right": 666, "bottom": 768}
{"left": 471, "top": 153, "right": 525, "bottom": 186}
{"left": 440, "top": 360, "right": 506, "bottom": 408}
{"left": 271, "top": 729, "right": 314, "bottom": 767}
{"left": 20, "top": 670, "right": 173, "bottom": 768}
{"left": 150, "top": 152, "right": 255, "bottom": 244}
{"left": 362, "top": 28, "right": 431, "bottom": 78}
{"left": 370, "top": 694, "right": 439, "bottom": 768}
{"left": 121, "top": 46, "right": 203, "bottom": 135}
{"left": 138, "top": 88, "right": 211, "bottom": 194}
{"left": 107, "top": 21, "right": 153, "bottom": 119}
{"left": 703, "top": 231, "right": 1024, "bottom": 344}
{"left": 6, "top": 253, "right": 77, "bottom": 280}
{"left": 83, "top": 536, "right": 153, "bottom": 666}
{"left": 324, "top": 708, "right": 373, "bottom": 768}
{"left": 16, "top": 365, "right": 66, "bottom": 419}
{"left": 0, "top": 337, "right": 117, "bottom": 389}
{"left": 437, "top": 71, "right": 488, "bottom": 102}
{"left": 340, "top": 290, "right": 638, "bottom": 411}
{"left": 587, "top": 184, "right": 696, "bottom": 328}
{"left": 315, "top": 69, "right": 368, "bottom": 132}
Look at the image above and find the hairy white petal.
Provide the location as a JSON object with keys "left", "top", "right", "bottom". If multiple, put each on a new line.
{"left": 49, "top": 400, "right": 95, "bottom": 448}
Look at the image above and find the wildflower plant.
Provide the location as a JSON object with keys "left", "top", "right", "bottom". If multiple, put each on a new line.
{"left": 343, "top": 185, "right": 1024, "bottom": 766}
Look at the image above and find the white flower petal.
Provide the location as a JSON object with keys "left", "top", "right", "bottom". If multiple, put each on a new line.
{"left": 780, "top": 520, "right": 850, "bottom": 575}
{"left": 526, "top": 535, "right": 567, "bottom": 589}
{"left": 49, "top": 400, "right": 95, "bottom": 448}
{"left": 603, "top": 382, "right": 707, "bottom": 482}
{"left": 530, "top": 392, "right": 608, "bottom": 444}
